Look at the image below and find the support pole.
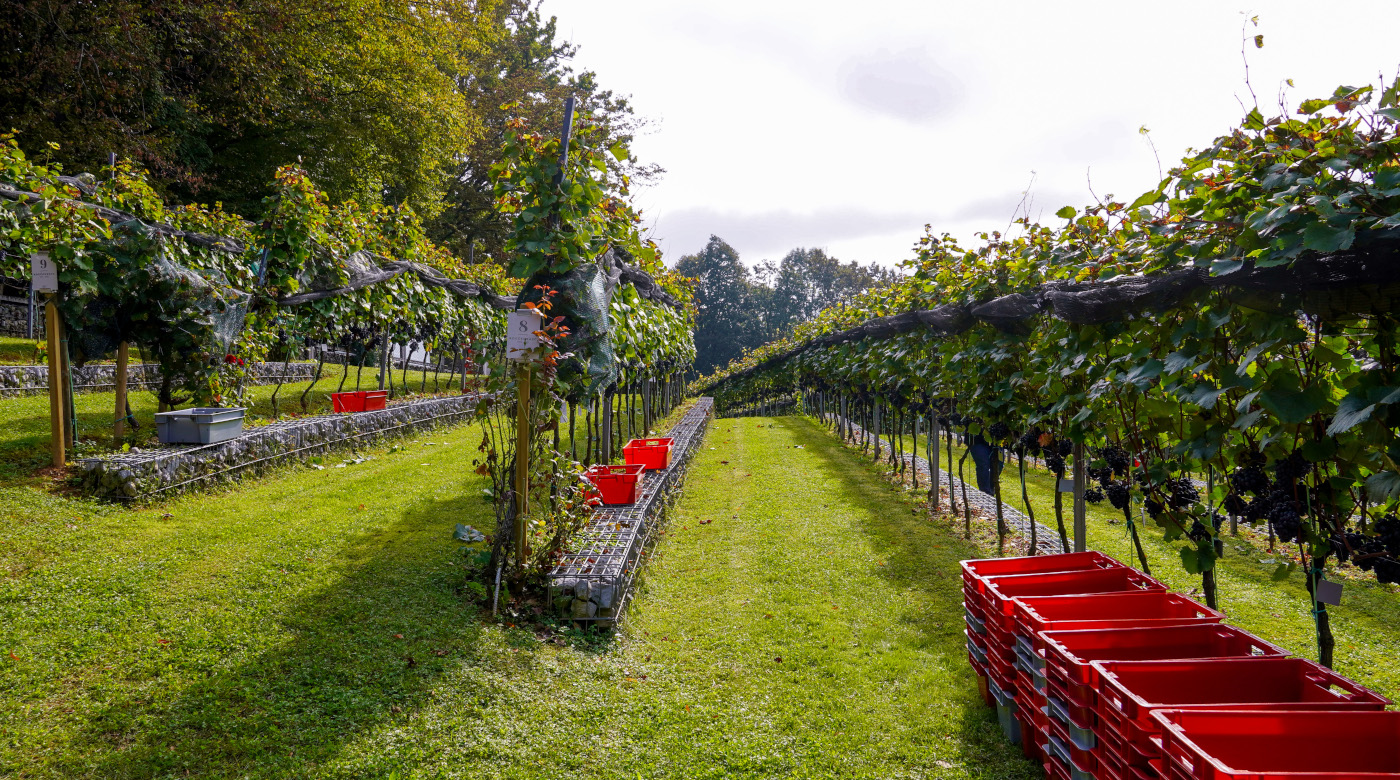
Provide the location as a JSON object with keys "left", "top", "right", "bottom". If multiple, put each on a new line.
{"left": 114, "top": 341, "right": 130, "bottom": 441}
{"left": 514, "top": 364, "right": 531, "bottom": 567}
{"left": 1072, "top": 440, "right": 1087, "bottom": 553}
{"left": 378, "top": 335, "right": 389, "bottom": 391}
{"left": 59, "top": 316, "right": 75, "bottom": 449}
{"left": 929, "top": 410, "right": 940, "bottom": 510}
{"left": 45, "top": 296, "right": 65, "bottom": 466}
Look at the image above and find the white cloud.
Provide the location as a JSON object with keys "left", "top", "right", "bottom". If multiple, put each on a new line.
{"left": 837, "top": 47, "right": 965, "bottom": 123}
{"left": 549, "top": 0, "right": 1400, "bottom": 268}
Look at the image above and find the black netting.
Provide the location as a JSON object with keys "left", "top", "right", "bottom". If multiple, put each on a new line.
{"left": 704, "top": 228, "right": 1400, "bottom": 389}
{"left": 517, "top": 248, "right": 622, "bottom": 399}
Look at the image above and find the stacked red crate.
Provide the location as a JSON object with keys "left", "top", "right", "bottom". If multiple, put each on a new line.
{"left": 1152, "top": 710, "right": 1400, "bottom": 780}
{"left": 1036, "top": 625, "right": 1289, "bottom": 780}
{"left": 1012, "top": 591, "right": 1225, "bottom": 779}
{"left": 1091, "top": 657, "right": 1389, "bottom": 779}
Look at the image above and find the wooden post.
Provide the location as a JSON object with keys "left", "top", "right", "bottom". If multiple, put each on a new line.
{"left": 45, "top": 296, "right": 65, "bottom": 466}
{"left": 515, "top": 364, "right": 531, "bottom": 566}
{"left": 114, "top": 341, "right": 130, "bottom": 441}
{"left": 377, "top": 336, "right": 389, "bottom": 391}
{"left": 929, "top": 410, "right": 940, "bottom": 510}
{"left": 600, "top": 387, "right": 613, "bottom": 463}
{"left": 1072, "top": 441, "right": 1087, "bottom": 552}
{"left": 59, "top": 316, "right": 75, "bottom": 449}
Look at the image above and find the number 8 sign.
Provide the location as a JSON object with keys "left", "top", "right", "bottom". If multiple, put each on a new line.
{"left": 506, "top": 309, "right": 543, "bottom": 360}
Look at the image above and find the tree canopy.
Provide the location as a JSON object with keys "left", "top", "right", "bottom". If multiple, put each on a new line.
{"left": 676, "top": 236, "right": 899, "bottom": 374}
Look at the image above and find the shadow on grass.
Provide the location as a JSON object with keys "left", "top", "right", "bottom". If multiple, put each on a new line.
{"left": 75, "top": 494, "right": 490, "bottom": 779}
{"left": 775, "top": 415, "right": 1040, "bottom": 776}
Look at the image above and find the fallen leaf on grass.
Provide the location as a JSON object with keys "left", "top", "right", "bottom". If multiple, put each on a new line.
{"left": 434, "top": 649, "right": 449, "bottom": 657}
{"left": 773, "top": 656, "right": 782, "bottom": 663}
{"left": 393, "top": 633, "right": 404, "bottom": 639}
{"left": 764, "top": 613, "right": 774, "bottom": 619}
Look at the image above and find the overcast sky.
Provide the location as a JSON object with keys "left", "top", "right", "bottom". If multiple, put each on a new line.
{"left": 546, "top": 1, "right": 1400, "bottom": 270}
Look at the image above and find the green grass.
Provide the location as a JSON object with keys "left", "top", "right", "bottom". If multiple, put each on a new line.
{"left": 0, "top": 363, "right": 469, "bottom": 485}
{"left": 0, "top": 335, "right": 41, "bottom": 364}
{"left": 0, "top": 413, "right": 1037, "bottom": 779}
{"left": 878, "top": 428, "right": 1400, "bottom": 702}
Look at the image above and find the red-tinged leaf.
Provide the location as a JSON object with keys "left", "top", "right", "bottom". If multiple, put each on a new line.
{"left": 393, "top": 633, "right": 404, "bottom": 639}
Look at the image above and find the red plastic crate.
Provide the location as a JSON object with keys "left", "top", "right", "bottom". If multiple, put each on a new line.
{"left": 361, "top": 390, "right": 388, "bottom": 411}
{"left": 1013, "top": 591, "right": 1223, "bottom": 637}
{"left": 961, "top": 551, "right": 1123, "bottom": 596}
{"left": 1040, "top": 625, "right": 1289, "bottom": 715}
{"left": 1094, "top": 657, "right": 1390, "bottom": 755}
{"left": 330, "top": 390, "right": 388, "bottom": 413}
{"left": 583, "top": 464, "right": 646, "bottom": 505}
{"left": 331, "top": 391, "right": 364, "bottom": 412}
{"left": 1153, "top": 709, "right": 1400, "bottom": 779}
{"left": 977, "top": 568, "right": 1166, "bottom": 631}
{"left": 622, "top": 437, "right": 674, "bottom": 470}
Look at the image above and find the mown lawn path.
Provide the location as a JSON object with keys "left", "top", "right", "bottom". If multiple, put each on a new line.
{"left": 0, "top": 414, "right": 1033, "bottom": 779}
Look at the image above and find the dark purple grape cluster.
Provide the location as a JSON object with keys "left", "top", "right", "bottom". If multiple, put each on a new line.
{"left": 988, "top": 421, "right": 1012, "bottom": 442}
{"left": 1057, "top": 439, "right": 1073, "bottom": 457}
{"left": 1084, "top": 487, "right": 1105, "bottom": 504}
{"left": 1224, "top": 492, "right": 1249, "bottom": 515}
{"left": 1045, "top": 452, "right": 1066, "bottom": 476}
{"left": 1101, "top": 446, "right": 1131, "bottom": 477}
{"left": 1016, "top": 429, "right": 1042, "bottom": 456}
{"left": 1376, "top": 514, "right": 1400, "bottom": 554}
{"left": 1105, "top": 480, "right": 1130, "bottom": 510}
{"left": 1266, "top": 495, "right": 1303, "bottom": 543}
{"left": 1145, "top": 498, "right": 1166, "bottom": 518}
{"left": 1167, "top": 477, "right": 1199, "bottom": 509}
{"left": 1273, "top": 451, "right": 1310, "bottom": 486}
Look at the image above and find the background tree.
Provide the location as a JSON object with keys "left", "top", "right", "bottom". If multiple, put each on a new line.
{"left": 757, "top": 247, "right": 900, "bottom": 336}
{"left": 679, "top": 238, "right": 901, "bottom": 373}
{"left": 427, "top": 2, "right": 662, "bottom": 263}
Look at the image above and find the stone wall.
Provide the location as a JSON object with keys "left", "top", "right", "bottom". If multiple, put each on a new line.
{"left": 0, "top": 299, "right": 33, "bottom": 338}
{"left": 546, "top": 398, "right": 714, "bottom": 625}
{"left": 79, "top": 391, "right": 492, "bottom": 501}
{"left": 0, "top": 361, "right": 318, "bottom": 398}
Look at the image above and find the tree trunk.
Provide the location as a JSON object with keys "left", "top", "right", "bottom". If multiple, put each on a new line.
{"left": 1018, "top": 453, "right": 1036, "bottom": 555}
{"left": 114, "top": 341, "right": 130, "bottom": 442}
{"left": 300, "top": 352, "right": 326, "bottom": 413}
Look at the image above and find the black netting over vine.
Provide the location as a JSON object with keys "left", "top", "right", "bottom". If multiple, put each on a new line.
{"left": 65, "top": 223, "right": 248, "bottom": 366}
{"left": 517, "top": 247, "right": 628, "bottom": 400}
{"left": 706, "top": 228, "right": 1400, "bottom": 388}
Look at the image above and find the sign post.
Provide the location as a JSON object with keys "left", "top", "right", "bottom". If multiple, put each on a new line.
{"left": 32, "top": 253, "right": 64, "bottom": 466}
{"left": 508, "top": 308, "right": 543, "bottom": 568}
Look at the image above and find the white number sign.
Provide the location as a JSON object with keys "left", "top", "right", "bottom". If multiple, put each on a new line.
{"left": 506, "top": 309, "right": 543, "bottom": 360}
{"left": 31, "top": 252, "right": 58, "bottom": 293}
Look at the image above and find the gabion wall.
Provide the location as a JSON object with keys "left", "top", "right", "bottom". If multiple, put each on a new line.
{"left": 79, "top": 392, "right": 491, "bottom": 501}
{"left": 547, "top": 398, "right": 714, "bottom": 626}
{"left": 0, "top": 361, "right": 318, "bottom": 398}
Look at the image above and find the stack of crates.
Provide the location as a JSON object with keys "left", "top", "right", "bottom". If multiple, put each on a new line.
{"left": 961, "top": 552, "right": 1142, "bottom": 758}
{"left": 1091, "top": 657, "right": 1388, "bottom": 779}
{"left": 963, "top": 551, "right": 1398, "bottom": 780}
{"left": 1037, "top": 626, "right": 1289, "bottom": 780}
